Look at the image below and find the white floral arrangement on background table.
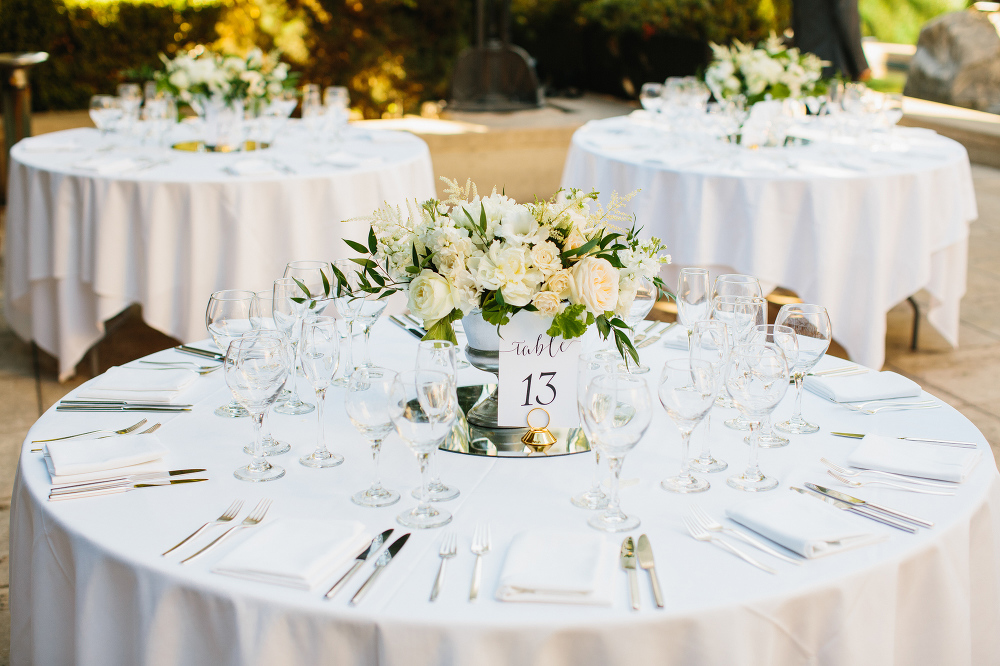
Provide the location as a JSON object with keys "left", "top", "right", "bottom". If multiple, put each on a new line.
{"left": 155, "top": 46, "right": 295, "bottom": 106}
{"left": 705, "top": 33, "right": 829, "bottom": 105}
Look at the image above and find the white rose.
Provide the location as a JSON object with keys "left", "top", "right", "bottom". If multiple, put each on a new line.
{"left": 545, "top": 269, "right": 573, "bottom": 300}
{"left": 563, "top": 227, "right": 587, "bottom": 255}
{"left": 529, "top": 240, "right": 563, "bottom": 277}
{"left": 570, "top": 257, "right": 620, "bottom": 315}
{"left": 169, "top": 70, "right": 190, "bottom": 90}
{"left": 615, "top": 276, "right": 638, "bottom": 317}
{"left": 407, "top": 269, "right": 455, "bottom": 325}
{"left": 501, "top": 279, "right": 537, "bottom": 307}
{"left": 532, "top": 290, "right": 564, "bottom": 317}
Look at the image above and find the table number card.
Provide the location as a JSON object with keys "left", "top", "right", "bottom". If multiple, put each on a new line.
{"left": 498, "top": 311, "right": 581, "bottom": 427}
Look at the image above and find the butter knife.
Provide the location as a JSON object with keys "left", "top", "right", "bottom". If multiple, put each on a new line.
{"left": 48, "top": 478, "right": 207, "bottom": 501}
{"left": 620, "top": 537, "right": 639, "bottom": 610}
{"left": 56, "top": 405, "right": 192, "bottom": 413}
{"left": 59, "top": 400, "right": 194, "bottom": 408}
{"left": 350, "top": 533, "right": 410, "bottom": 605}
{"left": 175, "top": 345, "right": 225, "bottom": 362}
{"left": 325, "top": 529, "right": 394, "bottom": 599}
{"left": 830, "top": 432, "right": 977, "bottom": 449}
{"left": 636, "top": 534, "right": 663, "bottom": 608}
{"left": 791, "top": 486, "right": 917, "bottom": 533}
{"left": 806, "top": 483, "right": 933, "bottom": 528}
{"left": 389, "top": 316, "right": 424, "bottom": 340}
{"left": 636, "top": 322, "right": 678, "bottom": 348}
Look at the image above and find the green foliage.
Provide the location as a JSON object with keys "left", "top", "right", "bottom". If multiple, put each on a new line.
{"left": 547, "top": 304, "right": 592, "bottom": 340}
{"left": 859, "top": 0, "right": 966, "bottom": 44}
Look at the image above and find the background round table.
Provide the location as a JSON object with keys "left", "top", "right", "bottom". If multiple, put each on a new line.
{"left": 11, "top": 321, "right": 1000, "bottom": 665}
{"left": 561, "top": 116, "right": 978, "bottom": 370}
{"left": 3, "top": 126, "right": 436, "bottom": 380}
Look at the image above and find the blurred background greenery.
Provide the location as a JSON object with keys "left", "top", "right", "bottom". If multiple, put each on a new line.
{"left": 0, "top": 0, "right": 969, "bottom": 117}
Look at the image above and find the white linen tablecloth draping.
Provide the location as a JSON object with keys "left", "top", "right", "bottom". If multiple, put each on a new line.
{"left": 4, "top": 126, "right": 436, "bottom": 380}
{"left": 11, "top": 322, "right": 1000, "bottom": 665}
{"left": 561, "top": 116, "right": 978, "bottom": 369}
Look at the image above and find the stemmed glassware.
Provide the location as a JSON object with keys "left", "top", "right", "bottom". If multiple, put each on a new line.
{"left": 243, "top": 296, "right": 291, "bottom": 456}
{"left": 116, "top": 83, "right": 142, "bottom": 137}
{"left": 621, "top": 276, "right": 656, "bottom": 373}
{"left": 639, "top": 82, "right": 664, "bottom": 114}
{"left": 299, "top": 316, "right": 345, "bottom": 468}
{"left": 774, "top": 304, "right": 832, "bottom": 435}
{"left": 657, "top": 359, "right": 717, "bottom": 493}
{"left": 570, "top": 350, "right": 618, "bottom": 509}
{"left": 302, "top": 87, "right": 326, "bottom": 161}
{"left": 271, "top": 278, "right": 315, "bottom": 415}
{"left": 346, "top": 366, "right": 400, "bottom": 506}
{"left": 225, "top": 336, "right": 290, "bottom": 482}
{"left": 721, "top": 296, "right": 767, "bottom": 430}
{"left": 389, "top": 370, "right": 458, "bottom": 529}
{"left": 331, "top": 259, "right": 364, "bottom": 386}
{"left": 677, "top": 268, "right": 712, "bottom": 347}
{"left": 581, "top": 373, "right": 652, "bottom": 532}
{"left": 688, "top": 320, "right": 729, "bottom": 472}
{"left": 725, "top": 343, "right": 789, "bottom": 492}
{"left": 354, "top": 297, "right": 389, "bottom": 369}
{"left": 207, "top": 290, "right": 258, "bottom": 418}
{"left": 746, "top": 324, "right": 799, "bottom": 448}
{"left": 413, "top": 340, "right": 461, "bottom": 502}
{"left": 324, "top": 85, "right": 350, "bottom": 142}
{"left": 89, "top": 95, "right": 123, "bottom": 146}
{"left": 714, "top": 274, "right": 762, "bottom": 300}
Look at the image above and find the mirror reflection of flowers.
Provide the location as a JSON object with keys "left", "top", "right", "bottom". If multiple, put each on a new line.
{"left": 706, "top": 32, "right": 829, "bottom": 105}
{"left": 313, "top": 178, "right": 671, "bottom": 365}
{"left": 155, "top": 46, "right": 296, "bottom": 105}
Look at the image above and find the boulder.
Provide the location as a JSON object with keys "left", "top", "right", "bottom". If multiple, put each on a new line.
{"left": 905, "top": 9, "right": 1000, "bottom": 114}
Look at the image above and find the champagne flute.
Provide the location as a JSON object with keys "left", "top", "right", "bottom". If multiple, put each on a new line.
{"left": 271, "top": 278, "right": 315, "bottom": 416}
{"left": 621, "top": 276, "right": 657, "bottom": 373}
{"left": 207, "top": 290, "right": 257, "bottom": 418}
{"left": 239, "top": 328, "right": 291, "bottom": 457}
{"left": 746, "top": 324, "right": 799, "bottom": 448}
{"left": 331, "top": 259, "right": 364, "bottom": 386}
{"left": 658, "top": 359, "right": 716, "bottom": 493}
{"left": 688, "top": 319, "right": 729, "bottom": 472}
{"left": 299, "top": 316, "right": 344, "bottom": 468}
{"left": 774, "top": 304, "right": 832, "bottom": 435}
{"left": 389, "top": 370, "right": 457, "bottom": 529}
{"left": 225, "top": 336, "right": 289, "bottom": 482}
{"left": 726, "top": 343, "right": 789, "bottom": 492}
{"left": 347, "top": 366, "right": 400, "bottom": 507}
{"left": 582, "top": 373, "right": 652, "bottom": 532}
{"left": 677, "top": 268, "right": 712, "bottom": 346}
{"left": 570, "top": 350, "right": 618, "bottom": 509}
{"left": 413, "top": 341, "right": 461, "bottom": 502}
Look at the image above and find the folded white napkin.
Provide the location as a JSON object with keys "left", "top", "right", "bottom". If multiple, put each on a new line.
{"left": 73, "top": 156, "right": 138, "bottom": 174}
{"left": 496, "top": 530, "right": 615, "bottom": 605}
{"left": 804, "top": 371, "right": 921, "bottom": 403}
{"left": 213, "top": 519, "right": 370, "bottom": 590}
{"left": 324, "top": 151, "right": 382, "bottom": 168}
{"left": 846, "top": 434, "right": 981, "bottom": 483}
{"left": 20, "top": 138, "right": 81, "bottom": 152}
{"left": 727, "top": 493, "right": 885, "bottom": 559}
{"left": 662, "top": 324, "right": 690, "bottom": 350}
{"left": 45, "top": 454, "right": 167, "bottom": 486}
{"left": 226, "top": 158, "right": 281, "bottom": 176}
{"left": 75, "top": 366, "right": 197, "bottom": 404}
{"left": 46, "top": 433, "right": 168, "bottom": 478}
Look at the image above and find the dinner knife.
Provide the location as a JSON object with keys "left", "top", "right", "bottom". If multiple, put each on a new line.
{"left": 175, "top": 345, "right": 225, "bottom": 362}
{"left": 48, "top": 478, "right": 207, "bottom": 501}
{"left": 50, "top": 469, "right": 207, "bottom": 492}
{"left": 389, "top": 316, "right": 424, "bottom": 340}
{"left": 791, "top": 486, "right": 917, "bottom": 533}
{"left": 632, "top": 321, "right": 661, "bottom": 344}
{"left": 350, "top": 533, "right": 411, "bottom": 605}
{"left": 806, "top": 483, "right": 934, "bottom": 528}
{"left": 56, "top": 405, "right": 192, "bottom": 413}
{"left": 325, "top": 529, "right": 394, "bottom": 599}
{"left": 60, "top": 400, "right": 194, "bottom": 408}
{"left": 401, "top": 313, "right": 429, "bottom": 335}
{"left": 636, "top": 534, "right": 663, "bottom": 608}
{"left": 636, "top": 322, "right": 678, "bottom": 349}
{"left": 830, "top": 432, "right": 977, "bottom": 449}
{"left": 620, "top": 537, "right": 639, "bottom": 611}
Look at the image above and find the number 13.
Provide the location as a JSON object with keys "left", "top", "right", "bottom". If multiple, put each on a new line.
{"left": 522, "top": 372, "right": 557, "bottom": 406}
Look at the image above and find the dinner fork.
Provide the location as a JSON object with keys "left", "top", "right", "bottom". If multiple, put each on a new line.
{"left": 682, "top": 516, "right": 777, "bottom": 574}
{"left": 819, "top": 458, "right": 956, "bottom": 489}
{"left": 141, "top": 360, "right": 220, "bottom": 371}
{"left": 469, "top": 523, "right": 492, "bottom": 602}
{"left": 840, "top": 399, "right": 935, "bottom": 411}
{"left": 826, "top": 470, "right": 955, "bottom": 496}
{"left": 31, "top": 421, "right": 161, "bottom": 452}
{"left": 181, "top": 498, "right": 272, "bottom": 563}
{"left": 31, "top": 418, "right": 147, "bottom": 443}
{"left": 689, "top": 505, "right": 801, "bottom": 565}
{"left": 162, "top": 499, "right": 244, "bottom": 556}
{"left": 430, "top": 532, "right": 458, "bottom": 602}
{"left": 137, "top": 363, "right": 219, "bottom": 376}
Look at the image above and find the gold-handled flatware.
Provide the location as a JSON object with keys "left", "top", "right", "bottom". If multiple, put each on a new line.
{"left": 162, "top": 500, "right": 243, "bottom": 556}
{"left": 47, "top": 478, "right": 206, "bottom": 501}
{"left": 181, "top": 498, "right": 272, "bottom": 564}
{"left": 636, "top": 322, "right": 678, "bottom": 349}
{"left": 31, "top": 418, "right": 147, "bottom": 444}
{"left": 33, "top": 422, "right": 161, "bottom": 452}
{"left": 51, "top": 467, "right": 204, "bottom": 493}
{"left": 635, "top": 534, "right": 664, "bottom": 608}
{"left": 632, "top": 321, "right": 661, "bottom": 344}
{"left": 620, "top": 536, "right": 639, "bottom": 610}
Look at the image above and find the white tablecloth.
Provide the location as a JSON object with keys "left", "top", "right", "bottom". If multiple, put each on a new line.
{"left": 4, "top": 126, "right": 436, "bottom": 380}
{"left": 561, "top": 116, "right": 978, "bottom": 369}
{"left": 11, "top": 322, "right": 1000, "bottom": 665}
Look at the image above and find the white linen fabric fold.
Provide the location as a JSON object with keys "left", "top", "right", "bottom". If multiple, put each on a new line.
{"left": 212, "top": 519, "right": 370, "bottom": 590}
{"left": 495, "top": 530, "right": 615, "bottom": 605}
{"left": 846, "top": 434, "right": 982, "bottom": 483}
{"left": 225, "top": 159, "right": 282, "bottom": 176}
{"left": 804, "top": 371, "right": 920, "bottom": 403}
{"left": 726, "top": 493, "right": 885, "bottom": 559}
{"left": 75, "top": 366, "right": 197, "bottom": 404}
{"left": 324, "top": 151, "right": 383, "bottom": 168}
{"left": 19, "top": 138, "right": 81, "bottom": 152}
{"left": 45, "top": 433, "right": 168, "bottom": 477}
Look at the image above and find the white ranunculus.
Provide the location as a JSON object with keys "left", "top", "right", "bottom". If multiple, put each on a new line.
{"left": 531, "top": 290, "right": 564, "bottom": 317}
{"left": 497, "top": 203, "right": 547, "bottom": 246}
{"left": 529, "top": 240, "right": 563, "bottom": 277}
{"left": 545, "top": 269, "right": 573, "bottom": 300}
{"left": 570, "top": 257, "right": 619, "bottom": 315}
{"left": 407, "top": 269, "right": 455, "bottom": 325}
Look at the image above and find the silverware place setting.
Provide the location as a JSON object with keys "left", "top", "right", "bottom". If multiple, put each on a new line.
{"left": 819, "top": 458, "right": 958, "bottom": 488}
{"left": 32, "top": 421, "right": 161, "bottom": 452}
{"left": 162, "top": 500, "right": 244, "bottom": 556}
{"left": 681, "top": 516, "right": 777, "bottom": 574}
{"left": 688, "top": 506, "right": 802, "bottom": 565}
{"left": 830, "top": 432, "right": 977, "bottom": 449}
{"left": 350, "top": 532, "right": 411, "bottom": 605}
{"left": 31, "top": 418, "right": 148, "bottom": 443}
{"left": 325, "top": 529, "right": 394, "bottom": 599}
{"left": 430, "top": 531, "right": 458, "bottom": 602}
{"left": 181, "top": 498, "right": 273, "bottom": 564}
{"left": 469, "top": 523, "right": 493, "bottom": 602}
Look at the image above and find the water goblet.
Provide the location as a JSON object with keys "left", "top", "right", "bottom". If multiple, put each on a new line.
{"left": 774, "top": 304, "right": 832, "bottom": 435}
{"left": 745, "top": 324, "right": 799, "bottom": 448}
{"left": 89, "top": 95, "right": 123, "bottom": 146}
{"left": 725, "top": 343, "right": 789, "bottom": 492}
{"left": 271, "top": 278, "right": 316, "bottom": 416}
{"left": 570, "top": 350, "right": 618, "bottom": 509}
{"left": 677, "top": 268, "right": 712, "bottom": 347}
{"left": 225, "top": 336, "right": 290, "bottom": 482}
{"left": 347, "top": 366, "right": 400, "bottom": 507}
{"left": 355, "top": 297, "right": 389, "bottom": 369}
{"left": 714, "top": 274, "right": 762, "bottom": 299}
{"left": 389, "top": 370, "right": 457, "bottom": 529}
{"left": 331, "top": 259, "right": 365, "bottom": 386}
{"left": 711, "top": 294, "right": 756, "bottom": 409}
{"left": 117, "top": 83, "right": 142, "bottom": 136}
{"left": 658, "top": 359, "right": 717, "bottom": 493}
{"left": 239, "top": 322, "right": 291, "bottom": 457}
{"left": 688, "top": 319, "right": 729, "bottom": 472}
{"left": 299, "top": 316, "right": 345, "bottom": 468}
{"left": 582, "top": 373, "right": 652, "bottom": 532}
{"left": 620, "top": 276, "right": 656, "bottom": 373}
{"left": 722, "top": 295, "right": 767, "bottom": 430}
{"left": 640, "top": 82, "right": 664, "bottom": 114}
{"left": 207, "top": 289, "right": 257, "bottom": 417}
{"left": 413, "top": 340, "right": 461, "bottom": 502}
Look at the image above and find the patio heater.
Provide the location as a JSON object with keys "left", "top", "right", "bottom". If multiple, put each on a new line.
{"left": 449, "top": 0, "right": 543, "bottom": 111}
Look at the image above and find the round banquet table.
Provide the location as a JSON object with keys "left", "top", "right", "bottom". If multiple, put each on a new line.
{"left": 560, "top": 115, "right": 979, "bottom": 371}
{"left": 11, "top": 321, "right": 1000, "bottom": 666}
{"left": 3, "top": 125, "right": 436, "bottom": 381}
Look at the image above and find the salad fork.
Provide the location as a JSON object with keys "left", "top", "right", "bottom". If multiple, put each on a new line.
{"left": 469, "top": 523, "right": 492, "bottom": 601}
{"left": 162, "top": 499, "right": 244, "bottom": 556}
{"left": 826, "top": 470, "right": 955, "bottom": 495}
{"left": 181, "top": 499, "right": 272, "bottom": 563}
{"left": 682, "top": 516, "right": 776, "bottom": 574}
{"left": 840, "top": 399, "right": 935, "bottom": 411}
{"left": 138, "top": 362, "right": 219, "bottom": 376}
{"left": 31, "top": 418, "right": 147, "bottom": 443}
{"left": 842, "top": 402, "right": 939, "bottom": 415}
{"left": 820, "top": 458, "right": 956, "bottom": 489}
{"left": 689, "top": 505, "right": 801, "bottom": 565}
{"left": 430, "top": 532, "right": 458, "bottom": 601}
{"left": 32, "top": 421, "right": 160, "bottom": 452}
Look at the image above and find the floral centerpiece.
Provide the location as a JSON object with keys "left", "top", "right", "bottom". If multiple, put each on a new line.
{"left": 705, "top": 33, "right": 829, "bottom": 105}
{"left": 155, "top": 47, "right": 295, "bottom": 107}
{"left": 320, "top": 178, "right": 670, "bottom": 364}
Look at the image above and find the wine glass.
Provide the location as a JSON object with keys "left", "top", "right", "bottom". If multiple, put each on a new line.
{"left": 242, "top": 299, "right": 291, "bottom": 456}
{"left": 299, "top": 316, "right": 344, "bottom": 468}
{"left": 324, "top": 85, "right": 350, "bottom": 141}
{"left": 355, "top": 297, "right": 389, "bottom": 369}
{"left": 725, "top": 343, "right": 789, "bottom": 492}
{"left": 658, "top": 359, "right": 717, "bottom": 493}
{"left": 621, "top": 276, "right": 656, "bottom": 373}
{"left": 881, "top": 92, "right": 904, "bottom": 127}
{"left": 745, "top": 324, "right": 798, "bottom": 448}
{"left": 389, "top": 370, "right": 457, "bottom": 529}
{"left": 677, "top": 268, "right": 712, "bottom": 346}
{"left": 413, "top": 340, "right": 461, "bottom": 502}
{"left": 331, "top": 259, "right": 365, "bottom": 386}
{"left": 582, "top": 373, "right": 652, "bottom": 532}
{"left": 774, "top": 304, "right": 832, "bottom": 435}
{"left": 89, "top": 95, "right": 123, "bottom": 144}
{"left": 207, "top": 290, "right": 258, "bottom": 418}
{"left": 571, "top": 350, "right": 618, "bottom": 509}
{"left": 640, "top": 83, "right": 664, "bottom": 114}
{"left": 722, "top": 296, "right": 767, "bottom": 431}
{"left": 346, "top": 366, "right": 400, "bottom": 507}
{"left": 688, "top": 319, "right": 729, "bottom": 473}
{"left": 714, "top": 274, "right": 762, "bottom": 299}
{"left": 271, "top": 278, "right": 315, "bottom": 416}
{"left": 302, "top": 89, "right": 325, "bottom": 160}
{"left": 278, "top": 260, "right": 333, "bottom": 413}
{"left": 117, "top": 83, "right": 142, "bottom": 135}
{"left": 225, "top": 336, "right": 290, "bottom": 482}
